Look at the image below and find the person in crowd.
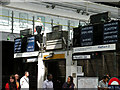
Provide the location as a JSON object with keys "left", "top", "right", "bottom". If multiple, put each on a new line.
{"left": 20, "top": 71, "right": 29, "bottom": 89}
{"left": 98, "top": 76, "right": 109, "bottom": 90}
{"left": 15, "top": 74, "right": 20, "bottom": 89}
{"left": 62, "top": 76, "right": 75, "bottom": 89}
{"left": 106, "top": 74, "right": 110, "bottom": 79}
{"left": 5, "top": 75, "right": 17, "bottom": 90}
{"left": 43, "top": 74, "right": 53, "bottom": 89}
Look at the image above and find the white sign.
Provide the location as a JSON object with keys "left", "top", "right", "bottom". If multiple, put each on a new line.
{"left": 78, "top": 77, "right": 98, "bottom": 88}
{"left": 73, "top": 44, "right": 116, "bottom": 53}
{"left": 77, "top": 66, "right": 83, "bottom": 73}
{"left": 73, "top": 55, "right": 91, "bottom": 60}
{"left": 14, "top": 51, "right": 39, "bottom": 58}
{"left": 46, "top": 39, "right": 63, "bottom": 50}
{"left": 27, "top": 58, "right": 38, "bottom": 62}
{"left": 46, "top": 44, "right": 62, "bottom": 50}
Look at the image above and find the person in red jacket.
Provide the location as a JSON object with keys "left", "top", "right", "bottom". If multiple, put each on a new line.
{"left": 5, "top": 75, "right": 17, "bottom": 90}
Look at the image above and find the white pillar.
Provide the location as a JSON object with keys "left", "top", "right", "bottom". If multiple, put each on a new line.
{"left": 71, "top": 65, "right": 77, "bottom": 88}
{"left": 65, "top": 51, "right": 77, "bottom": 87}
{"left": 37, "top": 53, "right": 45, "bottom": 88}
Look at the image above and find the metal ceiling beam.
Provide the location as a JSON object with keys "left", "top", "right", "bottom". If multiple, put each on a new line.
{"left": 31, "top": 1, "right": 119, "bottom": 19}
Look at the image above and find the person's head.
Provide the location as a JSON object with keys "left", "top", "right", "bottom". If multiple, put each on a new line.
{"left": 102, "top": 76, "right": 109, "bottom": 82}
{"left": 15, "top": 74, "right": 19, "bottom": 80}
{"left": 106, "top": 74, "right": 110, "bottom": 79}
{"left": 9, "top": 75, "right": 15, "bottom": 83}
{"left": 47, "top": 74, "right": 53, "bottom": 81}
{"left": 67, "top": 76, "right": 73, "bottom": 84}
{"left": 25, "top": 71, "right": 29, "bottom": 77}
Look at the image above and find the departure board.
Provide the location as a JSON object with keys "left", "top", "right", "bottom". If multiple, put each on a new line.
{"left": 103, "top": 21, "right": 119, "bottom": 44}
{"left": 14, "top": 38, "right": 22, "bottom": 53}
{"left": 81, "top": 26, "right": 93, "bottom": 46}
{"left": 26, "top": 36, "right": 35, "bottom": 52}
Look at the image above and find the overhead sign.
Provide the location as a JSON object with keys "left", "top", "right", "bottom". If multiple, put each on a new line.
{"left": 81, "top": 26, "right": 93, "bottom": 46}
{"left": 26, "top": 36, "right": 35, "bottom": 52}
{"left": 72, "top": 55, "right": 91, "bottom": 60}
{"left": 14, "top": 51, "right": 39, "bottom": 58}
{"left": 46, "top": 39, "right": 62, "bottom": 50}
{"left": 14, "top": 38, "right": 22, "bottom": 53}
{"left": 73, "top": 44, "right": 116, "bottom": 53}
{"left": 43, "top": 54, "right": 65, "bottom": 60}
{"left": 46, "top": 31, "right": 68, "bottom": 50}
{"left": 103, "top": 21, "right": 119, "bottom": 44}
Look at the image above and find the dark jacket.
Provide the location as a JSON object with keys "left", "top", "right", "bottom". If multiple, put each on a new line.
{"left": 62, "top": 82, "right": 74, "bottom": 89}
{"left": 5, "top": 82, "right": 17, "bottom": 90}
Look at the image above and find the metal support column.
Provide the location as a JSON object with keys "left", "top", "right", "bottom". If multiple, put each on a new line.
{"left": 79, "top": 20, "right": 80, "bottom": 25}
{"left": 67, "top": 20, "right": 70, "bottom": 55}
{"left": 114, "top": 52, "right": 117, "bottom": 76}
{"left": 96, "top": 57, "right": 98, "bottom": 77}
{"left": 33, "top": 16, "right": 35, "bottom": 35}
{"left": 37, "top": 34, "right": 45, "bottom": 88}
{"left": 87, "top": 60, "right": 89, "bottom": 75}
{"left": 11, "top": 11, "right": 14, "bottom": 33}
{"left": 89, "top": 59, "right": 95, "bottom": 76}
{"left": 102, "top": 54, "right": 105, "bottom": 75}
{"left": 51, "top": 19, "right": 53, "bottom": 31}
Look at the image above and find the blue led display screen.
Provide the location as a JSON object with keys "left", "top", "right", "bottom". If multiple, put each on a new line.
{"left": 26, "top": 36, "right": 35, "bottom": 52}
{"left": 14, "top": 38, "right": 22, "bottom": 53}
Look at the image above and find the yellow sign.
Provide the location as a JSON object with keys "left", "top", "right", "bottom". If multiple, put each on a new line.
{"left": 43, "top": 54, "right": 65, "bottom": 60}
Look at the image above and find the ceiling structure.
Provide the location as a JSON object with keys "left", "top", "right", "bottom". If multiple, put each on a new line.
{"left": 7, "top": 0, "right": 120, "bottom": 9}
{"left": 38, "top": 1, "right": 120, "bottom": 18}
{"left": 3, "top": 0, "right": 120, "bottom": 19}
{"left": 84, "top": 0, "right": 120, "bottom": 8}
{"left": 84, "top": 0, "right": 120, "bottom": 2}
{"left": 96, "top": 2, "right": 120, "bottom": 8}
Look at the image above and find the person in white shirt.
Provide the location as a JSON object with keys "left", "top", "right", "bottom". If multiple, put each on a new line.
{"left": 43, "top": 74, "right": 53, "bottom": 89}
{"left": 20, "top": 71, "right": 29, "bottom": 90}
{"left": 98, "top": 76, "right": 109, "bottom": 90}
